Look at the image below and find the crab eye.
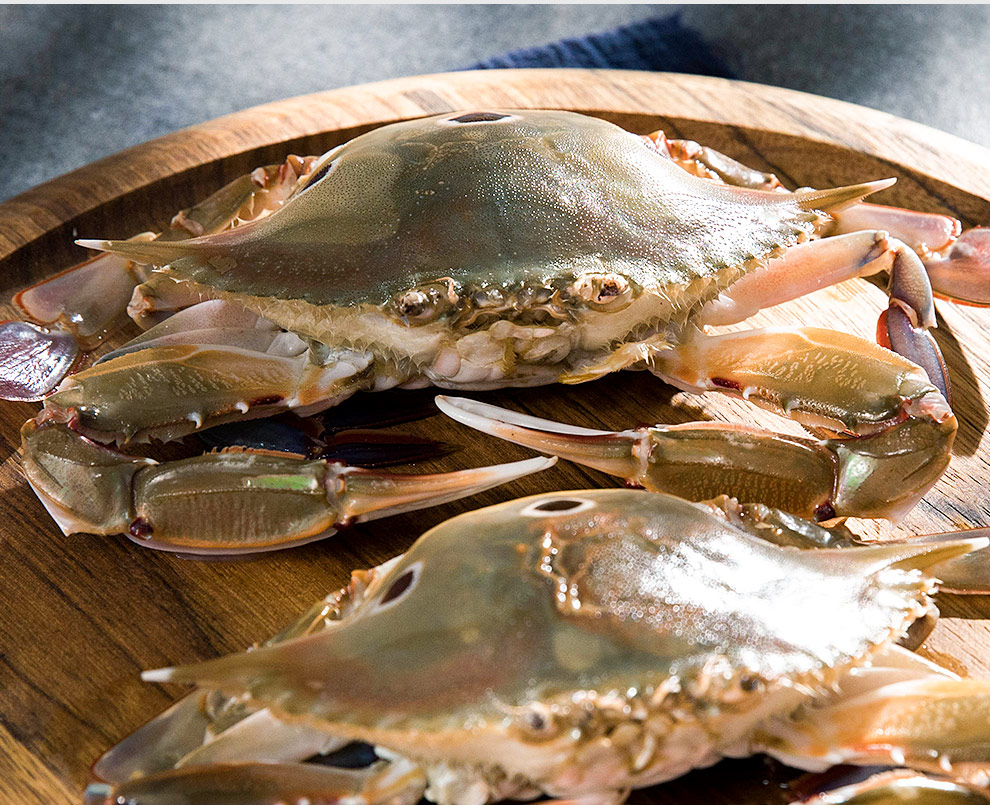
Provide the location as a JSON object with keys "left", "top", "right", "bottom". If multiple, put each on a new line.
{"left": 521, "top": 497, "right": 595, "bottom": 517}
{"left": 392, "top": 283, "right": 457, "bottom": 326}
{"left": 518, "top": 703, "right": 558, "bottom": 739}
{"left": 597, "top": 275, "right": 628, "bottom": 300}
{"left": 396, "top": 290, "right": 432, "bottom": 320}
{"left": 569, "top": 273, "right": 633, "bottom": 309}
{"left": 376, "top": 562, "right": 421, "bottom": 610}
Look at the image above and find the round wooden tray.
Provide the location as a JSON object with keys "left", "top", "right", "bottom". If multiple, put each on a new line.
{"left": 2, "top": 69, "right": 989, "bottom": 804}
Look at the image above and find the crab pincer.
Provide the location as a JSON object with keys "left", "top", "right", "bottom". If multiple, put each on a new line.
{"left": 0, "top": 155, "right": 318, "bottom": 400}
{"left": 692, "top": 208, "right": 952, "bottom": 401}
{"left": 438, "top": 329, "right": 957, "bottom": 522}
{"left": 2, "top": 111, "right": 985, "bottom": 536}
{"left": 20, "top": 417, "right": 553, "bottom": 555}
{"left": 791, "top": 767, "right": 990, "bottom": 803}
{"left": 649, "top": 128, "right": 990, "bottom": 312}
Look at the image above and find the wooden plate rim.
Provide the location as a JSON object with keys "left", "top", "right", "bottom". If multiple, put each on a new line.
{"left": 3, "top": 67, "right": 990, "bottom": 266}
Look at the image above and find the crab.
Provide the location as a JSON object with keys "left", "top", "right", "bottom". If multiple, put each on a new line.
{"left": 85, "top": 488, "right": 990, "bottom": 804}
{"left": 3, "top": 109, "right": 989, "bottom": 549}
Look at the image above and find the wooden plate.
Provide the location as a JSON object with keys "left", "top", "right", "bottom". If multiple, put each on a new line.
{"left": 2, "top": 69, "right": 989, "bottom": 804}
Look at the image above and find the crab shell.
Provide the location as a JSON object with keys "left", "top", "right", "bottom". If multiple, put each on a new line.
{"left": 146, "top": 489, "right": 979, "bottom": 801}
{"left": 99, "top": 110, "right": 855, "bottom": 387}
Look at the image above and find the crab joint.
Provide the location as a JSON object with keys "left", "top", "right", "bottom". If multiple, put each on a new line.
{"left": 437, "top": 389, "right": 955, "bottom": 522}
{"left": 20, "top": 418, "right": 554, "bottom": 555}
{"left": 437, "top": 397, "right": 839, "bottom": 519}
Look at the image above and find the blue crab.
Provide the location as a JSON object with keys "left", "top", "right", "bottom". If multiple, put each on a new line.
{"left": 86, "top": 489, "right": 990, "bottom": 804}
{"left": 2, "top": 109, "right": 986, "bottom": 550}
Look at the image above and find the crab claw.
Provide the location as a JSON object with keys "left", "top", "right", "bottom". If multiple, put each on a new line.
{"left": 877, "top": 305, "right": 951, "bottom": 404}
{"left": 436, "top": 395, "right": 645, "bottom": 479}
{"left": 0, "top": 321, "right": 80, "bottom": 401}
{"left": 790, "top": 767, "right": 990, "bottom": 803}
{"left": 20, "top": 417, "right": 554, "bottom": 555}
{"left": 435, "top": 395, "right": 840, "bottom": 514}
{"left": 85, "top": 760, "right": 426, "bottom": 805}
{"left": 924, "top": 226, "right": 990, "bottom": 306}
{"left": 437, "top": 395, "right": 847, "bottom": 518}
{"left": 438, "top": 375, "right": 955, "bottom": 523}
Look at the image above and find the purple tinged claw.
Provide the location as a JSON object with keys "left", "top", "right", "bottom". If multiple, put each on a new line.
{"left": 887, "top": 246, "right": 937, "bottom": 330}
{"left": 925, "top": 227, "right": 990, "bottom": 306}
{"left": 878, "top": 306, "right": 951, "bottom": 404}
{"left": 0, "top": 321, "right": 79, "bottom": 401}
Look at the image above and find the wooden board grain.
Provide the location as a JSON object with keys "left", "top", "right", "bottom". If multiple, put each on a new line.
{"left": 1, "top": 68, "right": 989, "bottom": 804}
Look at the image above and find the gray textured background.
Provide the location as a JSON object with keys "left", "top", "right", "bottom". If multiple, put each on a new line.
{"left": 2, "top": 5, "right": 989, "bottom": 203}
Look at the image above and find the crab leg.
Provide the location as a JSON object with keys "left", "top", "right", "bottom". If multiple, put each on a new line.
{"left": 85, "top": 758, "right": 427, "bottom": 805}
{"left": 127, "top": 274, "right": 219, "bottom": 329}
{"left": 0, "top": 156, "right": 318, "bottom": 402}
{"left": 37, "top": 297, "right": 378, "bottom": 444}
{"left": 21, "top": 417, "right": 553, "bottom": 553}
{"left": 438, "top": 327, "right": 955, "bottom": 521}
{"left": 758, "top": 670, "right": 990, "bottom": 782}
{"left": 826, "top": 206, "right": 990, "bottom": 306}
{"left": 646, "top": 130, "right": 990, "bottom": 306}
{"left": 95, "top": 560, "right": 398, "bottom": 783}
{"left": 40, "top": 342, "right": 371, "bottom": 443}
{"left": 643, "top": 131, "right": 782, "bottom": 191}
{"left": 697, "top": 230, "right": 949, "bottom": 399}
{"left": 791, "top": 768, "right": 990, "bottom": 804}
{"left": 652, "top": 327, "right": 955, "bottom": 521}
{"left": 13, "top": 240, "right": 154, "bottom": 349}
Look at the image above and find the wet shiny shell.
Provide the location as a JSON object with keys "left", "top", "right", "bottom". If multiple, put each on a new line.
{"left": 165, "top": 490, "right": 937, "bottom": 738}
{"left": 156, "top": 110, "right": 820, "bottom": 309}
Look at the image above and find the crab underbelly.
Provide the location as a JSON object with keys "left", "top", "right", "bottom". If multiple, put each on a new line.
{"left": 371, "top": 687, "right": 810, "bottom": 805}
{"left": 610, "top": 687, "right": 810, "bottom": 792}
{"left": 197, "top": 280, "right": 695, "bottom": 392}
{"left": 224, "top": 296, "right": 569, "bottom": 389}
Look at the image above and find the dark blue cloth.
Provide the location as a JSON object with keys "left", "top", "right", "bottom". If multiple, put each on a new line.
{"left": 470, "top": 14, "right": 733, "bottom": 78}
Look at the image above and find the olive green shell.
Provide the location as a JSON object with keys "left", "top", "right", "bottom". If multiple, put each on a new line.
{"left": 159, "top": 490, "right": 951, "bottom": 736}
{"left": 135, "top": 110, "right": 820, "bottom": 308}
